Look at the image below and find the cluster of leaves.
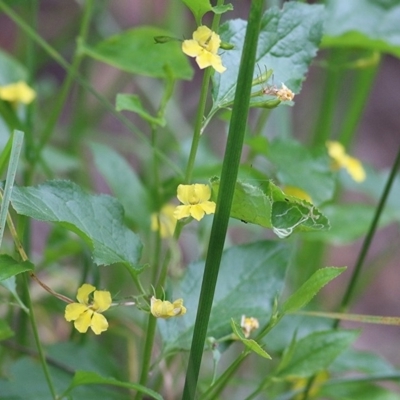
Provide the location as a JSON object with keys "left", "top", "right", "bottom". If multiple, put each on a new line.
{"left": 0, "top": 0, "right": 400, "bottom": 399}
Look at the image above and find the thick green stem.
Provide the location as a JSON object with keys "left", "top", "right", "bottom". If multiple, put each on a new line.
{"left": 182, "top": 1, "right": 264, "bottom": 398}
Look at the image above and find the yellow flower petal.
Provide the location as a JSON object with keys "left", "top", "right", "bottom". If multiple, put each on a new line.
{"left": 182, "top": 40, "right": 202, "bottom": 57}
{"left": 93, "top": 290, "right": 112, "bottom": 312}
{"left": 90, "top": 312, "right": 109, "bottom": 335}
{"left": 283, "top": 186, "right": 312, "bottom": 203}
{"left": 0, "top": 81, "right": 36, "bottom": 104}
{"left": 345, "top": 157, "right": 366, "bottom": 182}
{"left": 200, "top": 201, "right": 216, "bottom": 214}
{"left": 240, "top": 315, "right": 259, "bottom": 338}
{"left": 65, "top": 303, "right": 88, "bottom": 322}
{"left": 74, "top": 309, "right": 93, "bottom": 333}
{"left": 172, "top": 299, "right": 187, "bottom": 316}
{"left": 76, "top": 283, "right": 96, "bottom": 305}
{"left": 174, "top": 204, "right": 192, "bottom": 220}
{"left": 190, "top": 204, "right": 206, "bottom": 221}
{"left": 193, "top": 25, "right": 213, "bottom": 45}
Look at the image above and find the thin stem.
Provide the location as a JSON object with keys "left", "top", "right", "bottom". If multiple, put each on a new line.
{"left": 182, "top": 0, "right": 264, "bottom": 397}
{"left": 335, "top": 144, "right": 400, "bottom": 320}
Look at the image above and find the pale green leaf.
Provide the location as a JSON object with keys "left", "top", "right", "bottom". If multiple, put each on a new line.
{"left": 322, "top": 0, "right": 400, "bottom": 58}
{"left": 282, "top": 267, "right": 346, "bottom": 314}
{"left": 0, "top": 319, "right": 14, "bottom": 341}
{"left": 211, "top": 2, "right": 324, "bottom": 110}
{"left": 116, "top": 94, "right": 166, "bottom": 127}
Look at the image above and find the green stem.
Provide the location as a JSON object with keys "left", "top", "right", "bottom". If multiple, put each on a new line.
{"left": 23, "top": 273, "right": 57, "bottom": 398}
{"left": 35, "top": 0, "right": 94, "bottom": 158}
{"left": 338, "top": 55, "right": 380, "bottom": 148}
{"left": 182, "top": 1, "right": 264, "bottom": 398}
{"left": 335, "top": 144, "right": 400, "bottom": 320}
{"left": 311, "top": 50, "right": 347, "bottom": 146}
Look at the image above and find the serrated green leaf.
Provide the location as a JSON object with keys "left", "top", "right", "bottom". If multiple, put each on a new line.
{"left": 90, "top": 143, "right": 152, "bottom": 231}
{"left": 210, "top": 178, "right": 330, "bottom": 238}
{"left": 63, "top": 371, "right": 163, "bottom": 400}
{"left": 211, "top": 2, "right": 324, "bottom": 110}
{"left": 212, "top": 4, "right": 233, "bottom": 15}
{"left": 116, "top": 94, "right": 166, "bottom": 127}
{"left": 231, "top": 319, "right": 272, "bottom": 359}
{"left": 211, "top": 178, "right": 272, "bottom": 228}
{"left": 282, "top": 267, "right": 346, "bottom": 314}
{"left": 0, "top": 319, "right": 14, "bottom": 341}
{"left": 159, "top": 241, "right": 291, "bottom": 353}
{"left": 0, "top": 254, "right": 34, "bottom": 281}
{"left": 81, "top": 27, "right": 193, "bottom": 80}
{"left": 276, "top": 329, "right": 359, "bottom": 379}
{"left": 322, "top": 0, "right": 400, "bottom": 58}
{"left": 9, "top": 180, "right": 143, "bottom": 270}
{"left": 267, "top": 138, "right": 335, "bottom": 205}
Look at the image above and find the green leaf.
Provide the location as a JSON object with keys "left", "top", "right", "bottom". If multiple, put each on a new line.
{"left": 159, "top": 241, "right": 291, "bottom": 353}
{"left": 267, "top": 138, "right": 335, "bottom": 205}
{"left": 231, "top": 319, "right": 272, "bottom": 359}
{"left": 321, "top": 380, "right": 400, "bottom": 400}
{"left": 307, "top": 203, "right": 394, "bottom": 244}
{"left": 81, "top": 26, "right": 193, "bottom": 80}
{"left": 0, "top": 48, "right": 29, "bottom": 84}
{"left": 210, "top": 178, "right": 330, "bottom": 238}
{"left": 322, "top": 0, "right": 400, "bottom": 58}
{"left": 63, "top": 371, "right": 163, "bottom": 400}
{"left": 282, "top": 267, "right": 346, "bottom": 314}
{"left": 9, "top": 180, "right": 143, "bottom": 270}
{"left": 211, "top": 2, "right": 324, "bottom": 109}
{"left": 116, "top": 94, "right": 166, "bottom": 127}
{"left": 276, "top": 329, "right": 359, "bottom": 379}
{"left": 90, "top": 143, "right": 152, "bottom": 231}
{"left": 0, "top": 319, "right": 14, "bottom": 341}
{"left": 180, "top": 0, "right": 212, "bottom": 24}
{"left": 211, "top": 178, "right": 272, "bottom": 228}
{"left": 0, "top": 276, "right": 29, "bottom": 313}
{"left": 0, "top": 254, "right": 34, "bottom": 281}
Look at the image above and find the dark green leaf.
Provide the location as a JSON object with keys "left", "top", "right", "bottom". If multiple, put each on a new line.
{"left": 64, "top": 371, "right": 163, "bottom": 400}
{"left": 322, "top": 0, "right": 400, "bottom": 58}
{"left": 0, "top": 254, "right": 34, "bottom": 281}
{"left": 116, "top": 94, "right": 166, "bottom": 127}
{"left": 276, "top": 329, "right": 359, "bottom": 379}
{"left": 82, "top": 27, "right": 193, "bottom": 80}
{"left": 159, "top": 241, "right": 291, "bottom": 353}
{"left": 9, "top": 181, "right": 143, "bottom": 270}
{"left": 282, "top": 267, "right": 346, "bottom": 314}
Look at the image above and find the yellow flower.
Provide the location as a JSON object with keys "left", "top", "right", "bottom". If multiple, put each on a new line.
{"left": 151, "top": 204, "right": 177, "bottom": 238}
{"left": 150, "top": 296, "right": 187, "bottom": 319}
{"left": 292, "top": 370, "right": 329, "bottom": 399}
{"left": 283, "top": 186, "right": 312, "bottom": 203}
{"left": 65, "top": 284, "right": 111, "bottom": 335}
{"left": 240, "top": 315, "right": 259, "bottom": 338}
{"left": 327, "top": 141, "right": 366, "bottom": 182}
{"left": 0, "top": 81, "right": 36, "bottom": 104}
{"left": 182, "top": 25, "right": 226, "bottom": 73}
{"left": 174, "top": 184, "right": 216, "bottom": 221}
